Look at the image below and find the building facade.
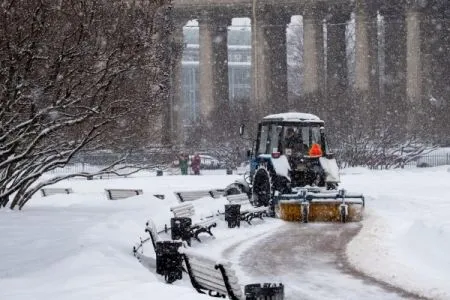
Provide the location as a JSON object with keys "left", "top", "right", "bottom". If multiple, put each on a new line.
{"left": 181, "top": 26, "right": 252, "bottom": 124}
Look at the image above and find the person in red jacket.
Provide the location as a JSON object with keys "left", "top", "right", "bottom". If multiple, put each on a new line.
{"left": 191, "top": 153, "right": 201, "bottom": 175}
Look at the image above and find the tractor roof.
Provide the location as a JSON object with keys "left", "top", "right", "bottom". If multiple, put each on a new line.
{"left": 263, "top": 112, "right": 323, "bottom": 123}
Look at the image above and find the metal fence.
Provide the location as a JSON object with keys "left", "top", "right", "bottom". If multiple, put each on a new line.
{"left": 46, "top": 151, "right": 174, "bottom": 176}
{"left": 46, "top": 150, "right": 450, "bottom": 176}
{"left": 414, "top": 153, "right": 450, "bottom": 168}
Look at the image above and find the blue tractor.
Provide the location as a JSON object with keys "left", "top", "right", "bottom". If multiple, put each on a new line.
{"left": 224, "top": 112, "right": 364, "bottom": 222}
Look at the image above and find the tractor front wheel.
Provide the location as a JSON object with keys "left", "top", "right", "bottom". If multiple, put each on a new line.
{"left": 252, "top": 167, "right": 271, "bottom": 207}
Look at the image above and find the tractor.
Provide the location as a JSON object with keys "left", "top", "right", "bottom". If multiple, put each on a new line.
{"left": 224, "top": 112, "right": 364, "bottom": 222}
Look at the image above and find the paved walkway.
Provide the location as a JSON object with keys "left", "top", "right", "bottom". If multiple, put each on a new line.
{"left": 232, "top": 223, "right": 429, "bottom": 300}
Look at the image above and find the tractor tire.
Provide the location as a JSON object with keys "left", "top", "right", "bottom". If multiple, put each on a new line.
{"left": 252, "top": 166, "right": 272, "bottom": 207}
{"left": 224, "top": 183, "right": 243, "bottom": 196}
{"left": 326, "top": 182, "right": 338, "bottom": 190}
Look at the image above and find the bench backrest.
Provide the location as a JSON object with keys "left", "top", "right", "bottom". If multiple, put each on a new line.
{"left": 170, "top": 202, "right": 195, "bottom": 218}
{"left": 227, "top": 193, "right": 251, "bottom": 205}
{"left": 182, "top": 250, "right": 243, "bottom": 300}
{"left": 40, "top": 188, "right": 73, "bottom": 197}
{"left": 174, "top": 189, "right": 223, "bottom": 202}
{"left": 105, "top": 189, "right": 143, "bottom": 200}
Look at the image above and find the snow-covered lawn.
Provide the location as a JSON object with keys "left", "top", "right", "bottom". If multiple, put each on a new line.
{"left": 0, "top": 167, "right": 449, "bottom": 300}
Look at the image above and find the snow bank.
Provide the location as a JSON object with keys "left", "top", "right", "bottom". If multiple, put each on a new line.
{"left": 345, "top": 166, "right": 450, "bottom": 300}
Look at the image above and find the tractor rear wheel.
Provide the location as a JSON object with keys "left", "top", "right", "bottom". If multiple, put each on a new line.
{"left": 252, "top": 167, "right": 271, "bottom": 207}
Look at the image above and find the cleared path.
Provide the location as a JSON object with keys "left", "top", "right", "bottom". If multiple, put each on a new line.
{"left": 234, "top": 223, "right": 429, "bottom": 300}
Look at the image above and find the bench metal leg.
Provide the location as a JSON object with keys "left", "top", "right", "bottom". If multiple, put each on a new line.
{"left": 191, "top": 223, "right": 217, "bottom": 243}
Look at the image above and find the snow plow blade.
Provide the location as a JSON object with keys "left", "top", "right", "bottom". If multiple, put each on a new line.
{"left": 276, "top": 189, "right": 364, "bottom": 223}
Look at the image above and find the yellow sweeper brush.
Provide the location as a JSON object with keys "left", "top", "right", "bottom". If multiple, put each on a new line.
{"left": 278, "top": 189, "right": 364, "bottom": 223}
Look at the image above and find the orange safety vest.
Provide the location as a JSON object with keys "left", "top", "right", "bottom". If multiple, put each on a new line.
{"left": 309, "top": 143, "right": 323, "bottom": 157}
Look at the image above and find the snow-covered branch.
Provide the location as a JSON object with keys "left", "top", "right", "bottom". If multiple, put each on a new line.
{"left": 0, "top": 0, "right": 172, "bottom": 209}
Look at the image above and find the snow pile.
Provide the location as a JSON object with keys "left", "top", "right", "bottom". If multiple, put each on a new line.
{"left": 345, "top": 166, "right": 450, "bottom": 300}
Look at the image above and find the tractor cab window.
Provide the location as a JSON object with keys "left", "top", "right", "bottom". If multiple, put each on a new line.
{"left": 303, "top": 126, "right": 323, "bottom": 156}
{"left": 269, "top": 125, "right": 282, "bottom": 153}
{"left": 257, "top": 125, "right": 270, "bottom": 154}
{"left": 310, "top": 126, "right": 321, "bottom": 146}
{"left": 258, "top": 124, "right": 281, "bottom": 154}
{"left": 283, "top": 126, "right": 308, "bottom": 156}
{"left": 299, "top": 126, "right": 322, "bottom": 148}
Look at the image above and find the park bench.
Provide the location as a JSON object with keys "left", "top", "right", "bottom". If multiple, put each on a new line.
{"left": 226, "top": 193, "right": 268, "bottom": 225}
{"left": 40, "top": 187, "right": 73, "bottom": 197}
{"left": 133, "top": 219, "right": 185, "bottom": 283}
{"left": 181, "top": 248, "right": 284, "bottom": 299}
{"left": 170, "top": 202, "right": 217, "bottom": 244}
{"left": 105, "top": 188, "right": 143, "bottom": 200}
{"left": 174, "top": 189, "right": 224, "bottom": 202}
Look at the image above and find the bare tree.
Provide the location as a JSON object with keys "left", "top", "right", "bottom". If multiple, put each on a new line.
{"left": 0, "top": 0, "right": 172, "bottom": 209}
{"left": 184, "top": 97, "right": 256, "bottom": 168}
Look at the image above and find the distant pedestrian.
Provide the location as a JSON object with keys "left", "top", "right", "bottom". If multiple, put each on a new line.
{"left": 191, "top": 153, "right": 201, "bottom": 175}
{"left": 179, "top": 153, "right": 188, "bottom": 175}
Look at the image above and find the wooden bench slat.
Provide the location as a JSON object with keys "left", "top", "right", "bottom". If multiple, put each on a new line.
{"left": 170, "top": 203, "right": 217, "bottom": 244}
{"left": 192, "top": 219, "right": 216, "bottom": 228}
{"left": 227, "top": 194, "right": 250, "bottom": 203}
{"left": 41, "top": 188, "right": 73, "bottom": 197}
{"left": 174, "top": 189, "right": 223, "bottom": 202}
{"left": 190, "top": 266, "right": 240, "bottom": 287}
{"left": 194, "top": 276, "right": 230, "bottom": 296}
{"left": 183, "top": 251, "right": 245, "bottom": 300}
{"left": 226, "top": 193, "right": 268, "bottom": 225}
{"left": 105, "top": 189, "right": 143, "bottom": 200}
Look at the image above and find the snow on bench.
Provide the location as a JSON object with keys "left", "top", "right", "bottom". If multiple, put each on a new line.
{"left": 174, "top": 189, "right": 224, "bottom": 202}
{"left": 133, "top": 218, "right": 161, "bottom": 260}
{"left": 40, "top": 187, "right": 73, "bottom": 197}
{"left": 105, "top": 189, "right": 143, "bottom": 200}
{"left": 170, "top": 202, "right": 217, "bottom": 243}
{"left": 226, "top": 193, "right": 268, "bottom": 225}
{"left": 181, "top": 248, "right": 284, "bottom": 300}
{"left": 134, "top": 219, "right": 170, "bottom": 256}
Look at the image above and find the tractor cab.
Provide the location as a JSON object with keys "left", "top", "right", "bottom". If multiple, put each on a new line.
{"left": 247, "top": 112, "right": 338, "bottom": 192}
{"left": 226, "top": 112, "right": 364, "bottom": 223}
{"left": 255, "top": 113, "right": 329, "bottom": 159}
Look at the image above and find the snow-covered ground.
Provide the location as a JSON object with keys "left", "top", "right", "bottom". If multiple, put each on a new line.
{"left": 0, "top": 167, "right": 449, "bottom": 300}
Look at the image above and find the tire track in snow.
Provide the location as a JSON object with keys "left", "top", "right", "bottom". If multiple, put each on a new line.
{"left": 228, "top": 223, "right": 430, "bottom": 300}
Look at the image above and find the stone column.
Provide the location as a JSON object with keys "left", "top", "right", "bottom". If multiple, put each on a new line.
{"left": 326, "top": 11, "right": 350, "bottom": 99}
{"left": 169, "top": 23, "right": 186, "bottom": 146}
{"left": 251, "top": 14, "right": 267, "bottom": 113}
{"left": 325, "top": 9, "right": 350, "bottom": 129}
{"left": 423, "top": 8, "right": 450, "bottom": 137}
{"left": 198, "top": 16, "right": 230, "bottom": 123}
{"left": 406, "top": 8, "right": 423, "bottom": 134}
{"left": 302, "top": 9, "right": 325, "bottom": 95}
{"left": 382, "top": 9, "right": 407, "bottom": 129}
{"left": 252, "top": 8, "right": 290, "bottom": 114}
{"left": 354, "top": 2, "right": 380, "bottom": 132}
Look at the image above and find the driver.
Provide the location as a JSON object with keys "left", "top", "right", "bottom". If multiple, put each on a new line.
{"left": 284, "top": 127, "right": 307, "bottom": 155}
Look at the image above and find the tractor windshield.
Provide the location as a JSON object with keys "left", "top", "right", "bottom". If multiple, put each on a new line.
{"left": 281, "top": 125, "right": 323, "bottom": 157}
{"left": 256, "top": 122, "right": 325, "bottom": 156}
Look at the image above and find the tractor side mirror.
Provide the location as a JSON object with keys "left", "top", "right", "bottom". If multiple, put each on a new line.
{"left": 239, "top": 124, "right": 245, "bottom": 136}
